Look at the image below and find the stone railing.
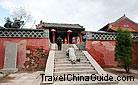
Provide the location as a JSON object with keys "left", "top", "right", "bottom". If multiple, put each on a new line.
{"left": 86, "top": 31, "right": 138, "bottom": 40}
{"left": 0, "top": 29, "right": 49, "bottom": 38}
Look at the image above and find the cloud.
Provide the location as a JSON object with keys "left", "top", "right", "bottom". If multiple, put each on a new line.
{"left": 0, "top": 0, "right": 138, "bottom": 31}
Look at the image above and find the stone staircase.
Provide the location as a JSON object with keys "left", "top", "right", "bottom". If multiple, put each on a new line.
{"left": 42, "top": 44, "right": 117, "bottom": 85}
{"left": 54, "top": 51, "right": 97, "bottom": 74}
{"left": 52, "top": 44, "right": 101, "bottom": 84}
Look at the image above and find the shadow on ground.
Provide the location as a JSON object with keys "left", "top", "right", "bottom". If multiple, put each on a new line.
{"left": 104, "top": 67, "right": 138, "bottom": 79}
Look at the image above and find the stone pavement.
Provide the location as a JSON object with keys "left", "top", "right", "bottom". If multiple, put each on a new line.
{"left": 105, "top": 68, "right": 138, "bottom": 85}
{"left": 0, "top": 70, "right": 137, "bottom": 85}
{"left": 0, "top": 71, "right": 43, "bottom": 85}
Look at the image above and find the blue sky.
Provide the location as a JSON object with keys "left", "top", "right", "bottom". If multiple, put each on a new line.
{"left": 0, "top": 5, "right": 10, "bottom": 27}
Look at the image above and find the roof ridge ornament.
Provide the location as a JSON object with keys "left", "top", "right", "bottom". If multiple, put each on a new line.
{"left": 122, "top": 14, "right": 127, "bottom": 19}
{"left": 123, "top": 14, "right": 126, "bottom": 17}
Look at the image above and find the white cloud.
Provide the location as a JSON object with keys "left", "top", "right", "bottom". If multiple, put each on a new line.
{"left": 0, "top": 0, "right": 138, "bottom": 31}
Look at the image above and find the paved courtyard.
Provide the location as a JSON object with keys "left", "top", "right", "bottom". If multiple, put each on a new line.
{"left": 105, "top": 68, "right": 138, "bottom": 85}
{"left": 0, "top": 71, "right": 43, "bottom": 85}
{"left": 0, "top": 69, "right": 138, "bottom": 85}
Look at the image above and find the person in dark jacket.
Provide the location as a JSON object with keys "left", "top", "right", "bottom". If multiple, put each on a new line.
{"left": 56, "top": 36, "right": 62, "bottom": 50}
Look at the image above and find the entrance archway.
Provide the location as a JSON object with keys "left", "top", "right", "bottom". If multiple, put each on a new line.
{"left": 50, "top": 30, "right": 82, "bottom": 44}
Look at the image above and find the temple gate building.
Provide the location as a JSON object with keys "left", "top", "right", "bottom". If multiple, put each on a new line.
{"left": 36, "top": 21, "right": 85, "bottom": 44}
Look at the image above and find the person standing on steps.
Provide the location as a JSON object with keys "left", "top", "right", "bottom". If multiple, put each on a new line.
{"left": 66, "top": 45, "right": 76, "bottom": 64}
{"left": 56, "top": 36, "right": 63, "bottom": 50}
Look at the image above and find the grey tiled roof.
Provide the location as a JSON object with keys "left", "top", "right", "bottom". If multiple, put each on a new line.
{"left": 42, "top": 23, "right": 83, "bottom": 29}
{"left": 0, "top": 26, "right": 5, "bottom": 29}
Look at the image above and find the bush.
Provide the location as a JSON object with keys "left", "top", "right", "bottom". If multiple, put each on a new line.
{"left": 115, "top": 29, "right": 132, "bottom": 73}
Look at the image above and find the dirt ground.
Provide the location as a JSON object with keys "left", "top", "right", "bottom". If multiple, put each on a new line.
{"left": 104, "top": 67, "right": 138, "bottom": 85}
{"left": 104, "top": 67, "right": 138, "bottom": 79}
{"left": 0, "top": 71, "right": 42, "bottom": 85}
{"left": 0, "top": 71, "right": 33, "bottom": 83}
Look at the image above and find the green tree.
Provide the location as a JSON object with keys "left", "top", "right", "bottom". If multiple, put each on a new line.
{"left": 4, "top": 7, "right": 32, "bottom": 29}
{"left": 115, "top": 29, "right": 132, "bottom": 73}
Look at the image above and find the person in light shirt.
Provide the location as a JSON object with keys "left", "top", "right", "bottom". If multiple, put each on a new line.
{"left": 66, "top": 45, "right": 76, "bottom": 64}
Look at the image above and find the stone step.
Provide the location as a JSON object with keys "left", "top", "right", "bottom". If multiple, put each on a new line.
{"left": 55, "top": 63, "right": 92, "bottom": 67}
{"left": 55, "top": 55, "right": 86, "bottom": 59}
{"left": 55, "top": 55, "right": 66, "bottom": 57}
{"left": 55, "top": 58, "right": 87, "bottom": 61}
{"left": 55, "top": 53, "right": 66, "bottom": 55}
{"left": 76, "top": 55, "right": 84, "bottom": 57}
{"left": 75, "top": 54, "right": 84, "bottom": 56}
{"left": 54, "top": 56, "right": 86, "bottom": 60}
{"left": 54, "top": 56, "right": 85, "bottom": 59}
{"left": 55, "top": 51, "right": 66, "bottom": 54}
{"left": 55, "top": 60, "right": 90, "bottom": 64}
{"left": 55, "top": 59, "right": 87, "bottom": 61}
{"left": 55, "top": 52, "right": 83, "bottom": 55}
{"left": 55, "top": 53, "right": 66, "bottom": 56}
{"left": 76, "top": 52, "right": 84, "bottom": 54}
{"left": 54, "top": 67, "right": 94, "bottom": 72}
{"left": 55, "top": 53, "right": 85, "bottom": 57}
{"left": 54, "top": 70, "right": 97, "bottom": 76}
{"left": 55, "top": 54, "right": 66, "bottom": 56}
{"left": 76, "top": 55, "right": 85, "bottom": 56}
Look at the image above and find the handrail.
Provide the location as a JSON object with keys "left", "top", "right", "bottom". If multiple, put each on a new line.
{"left": 41, "top": 50, "right": 55, "bottom": 84}
{"left": 82, "top": 51, "right": 107, "bottom": 76}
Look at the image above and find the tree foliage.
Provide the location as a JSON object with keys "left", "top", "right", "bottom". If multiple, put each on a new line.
{"left": 4, "top": 7, "right": 31, "bottom": 29}
{"left": 115, "top": 29, "right": 132, "bottom": 73}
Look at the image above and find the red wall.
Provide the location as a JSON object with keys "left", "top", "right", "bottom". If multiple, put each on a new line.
{"left": 86, "top": 40, "right": 138, "bottom": 67}
{"left": 86, "top": 40, "right": 117, "bottom": 67}
{"left": 132, "top": 42, "right": 138, "bottom": 65}
{"left": 0, "top": 38, "right": 50, "bottom": 69}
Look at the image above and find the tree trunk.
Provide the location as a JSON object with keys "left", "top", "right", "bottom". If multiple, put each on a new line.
{"left": 125, "top": 65, "right": 130, "bottom": 73}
